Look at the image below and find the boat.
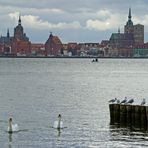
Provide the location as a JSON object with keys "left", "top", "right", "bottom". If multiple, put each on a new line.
{"left": 92, "top": 58, "right": 98, "bottom": 62}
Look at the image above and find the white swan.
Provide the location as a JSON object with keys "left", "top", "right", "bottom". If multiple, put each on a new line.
{"left": 53, "top": 114, "right": 63, "bottom": 129}
{"left": 7, "top": 118, "right": 19, "bottom": 133}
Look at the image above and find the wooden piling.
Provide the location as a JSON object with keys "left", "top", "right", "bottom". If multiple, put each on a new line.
{"left": 109, "top": 104, "right": 148, "bottom": 131}
{"left": 126, "top": 105, "right": 132, "bottom": 126}
{"left": 114, "top": 104, "right": 120, "bottom": 124}
{"left": 134, "top": 105, "right": 141, "bottom": 130}
{"left": 120, "top": 105, "right": 127, "bottom": 127}
{"left": 109, "top": 104, "right": 115, "bottom": 125}
{"left": 140, "top": 106, "right": 147, "bottom": 130}
{"left": 131, "top": 105, "right": 135, "bottom": 128}
{"left": 145, "top": 106, "right": 148, "bottom": 131}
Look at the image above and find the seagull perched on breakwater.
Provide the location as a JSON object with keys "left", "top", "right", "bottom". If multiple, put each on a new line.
{"left": 108, "top": 98, "right": 117, "bottom": 103}
{"left": 141, "top": 98, "right": 146, "bottom": 106}
{"left": 120, "top": 97, "right": 127, "bottom": 104}
{"left": 126, "top": 98, "right": 134, "bottom": 104}
{"left": 117, "top": 99, "right": 120, "bottom": 104}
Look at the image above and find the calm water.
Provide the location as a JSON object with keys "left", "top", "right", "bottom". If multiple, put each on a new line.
{"left": 0, "top": 58, "right": 148, "bottom": 148}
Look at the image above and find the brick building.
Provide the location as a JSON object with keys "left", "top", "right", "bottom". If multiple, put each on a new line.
{"left": 45, "top": 32, "right": 63, "bottom": 56}
{"left": 0, "top": 29, "right": 13, "bottom": 55}
{"left": 11, "top": 15, "right": 31, "bottom": 56}
{"left": 124, "top": 8, "right": 144, "bottom": 44}
{"left": 109, "top": 8, "right": 144, "bottom": 57}
{"left": 31, "top": 43, "right": 45, "bottom": 56}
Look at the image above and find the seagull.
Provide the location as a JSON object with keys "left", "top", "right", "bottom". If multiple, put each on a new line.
{"left": 126, "top": 98, "right": 134, "bottom": 104}
{"left": 108, "top": 98, "right": 117, "bottom": 103}
{"left": 117, "top": 99, "right": 120, "bottom": 104}
{"left": 141, "top": 98, "right": 146, "bottom": 106}
{"left": 120, "top": 97, "right": 127, "bottom": 104}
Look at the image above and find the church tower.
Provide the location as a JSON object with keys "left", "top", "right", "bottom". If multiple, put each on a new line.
{"left": 11, "top": 14, "right": 31, "bottom": 56}
{"left": 124, "top": 8, "right": 134, "bottom": 34}
{"left": 14, "top": 15, "right": 24, "bottom": 40}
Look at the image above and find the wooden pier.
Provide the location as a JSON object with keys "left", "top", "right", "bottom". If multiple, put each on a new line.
{"left": 109, "top": 104, "right": 148, "bottom": 130}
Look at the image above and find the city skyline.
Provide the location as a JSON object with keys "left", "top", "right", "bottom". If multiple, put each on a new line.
{"left": 0, "top": 0, "right": 148, "bottom": 43}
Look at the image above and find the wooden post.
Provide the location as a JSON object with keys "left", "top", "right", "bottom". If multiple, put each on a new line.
{"left": 145, "top": 106, "right": 148, "bottom": 131}
{"left": 120, "top": 105, "right": 127, "bottom": 127}
{"left": 109, "top": 104, "right": 115, "bottom": 125}
{"left": 131, "top": 105, "right": 135, "bottom": 128}
{"left": 134, "top": 105, "right": 141, "bottom": 130}
{"left": 126, "top": 105, "right": 132, "bottom": 126}
{"left": 140, "top": 106, "right": 147, "bottom": 130}
{"left": 114, "top": 104, "right": 120, "bottom": 124}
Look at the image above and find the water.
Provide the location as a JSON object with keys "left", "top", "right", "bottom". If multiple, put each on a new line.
{"left": 0, "top": 58, "right": 148, "bottom": 147}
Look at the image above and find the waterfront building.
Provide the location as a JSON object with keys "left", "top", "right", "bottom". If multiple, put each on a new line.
{"left": 109, "top": 29, "right": 134, "bottom": 57}
{"left": 133, "top": 43, "right": 148, "bottom": 57}
{"left": 0, "top": 29, "right": 13, "bottom": 55}
{"left": 100, "top": 40, "right": 109, "bottom": 47}
{"left": 67, "top": 42, "right": 78, "bottom": 56}
{"left": 11, "top": 15, "right": 31, "bottom": 56}
{"left": 109, "top": 8, "right": 144, "bottom": 57}
{"left": 100, "top": 40, "right": 109, "bottom": 57}
{"left": 62, "top": 44, "right": 69, "bottom": 56}
{"left": 133, "top": 24, "right": 144, "bottom": 44}
{"left": 45, "top": 32, "right": 63, "bottom": 56}
{"left": 124, "top": 8, "right": 144, "bottom": 44}
{"left": 31, "top": 43, "right": 45, "bottom": 56}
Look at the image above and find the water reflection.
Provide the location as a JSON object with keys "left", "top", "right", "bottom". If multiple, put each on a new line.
{"left": 109, "top": 124, "right": 148, "bottom": 146}
{"left": 57, "top": 128, "right": 61, "bottom": 137}
{"left": 110, "top": 122, "right": 147, "bottom": 133}
{"left": 8, "top": 133, "right": 12, "bottom": 142}
{"left": 8, "top": 133, "right": 12, "bottom": 148}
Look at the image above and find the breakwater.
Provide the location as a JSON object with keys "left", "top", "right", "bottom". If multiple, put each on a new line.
{"left": 109, "top": 104, "right": 148, "bottom": 130}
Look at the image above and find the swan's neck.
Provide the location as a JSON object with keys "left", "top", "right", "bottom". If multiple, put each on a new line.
{"left": 57, "top": 117, "right": 61, "bottom": 129}
{"left": 9, "top": 121, "right": 13, "bottom": 133}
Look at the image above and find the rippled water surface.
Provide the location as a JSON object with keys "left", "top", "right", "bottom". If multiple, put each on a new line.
{"left": 0, "top": 58, "right": 148, "bottom": 147}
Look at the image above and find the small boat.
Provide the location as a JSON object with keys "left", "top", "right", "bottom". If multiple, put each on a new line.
{"left": 92, "top": 58, "right": 98, "bottom": 62}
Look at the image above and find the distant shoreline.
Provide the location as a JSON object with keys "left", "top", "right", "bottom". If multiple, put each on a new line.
{"left": 0, "top": 56, "right": 148, "bottom": 59}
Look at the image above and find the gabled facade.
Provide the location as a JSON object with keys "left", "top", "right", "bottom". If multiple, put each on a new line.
{"left": 45, "top": 32, "right": 63, "bottom": 56}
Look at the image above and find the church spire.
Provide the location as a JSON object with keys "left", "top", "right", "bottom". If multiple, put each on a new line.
{"left": 126, "top": 8, "right": 133, "bottom": 27}
{"left": 7, "top": 28, "right": 10, "bottom": 38}
{"left": 18, "top": 14, "right": 21, "bottom": 25}
{"left": 128, "top": 8, "right": 132, "bottom": 21}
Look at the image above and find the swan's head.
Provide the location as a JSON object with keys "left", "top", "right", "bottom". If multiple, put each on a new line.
{"left": 58, "top": 114, "right": 61, "bottom": 120}
{"left": 9, "top": 118, "right": 12, "bottom": 123}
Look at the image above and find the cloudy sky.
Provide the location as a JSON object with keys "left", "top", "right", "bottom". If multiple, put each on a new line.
{"left": 0, "top": 0, "right": 148, "bottom": 43}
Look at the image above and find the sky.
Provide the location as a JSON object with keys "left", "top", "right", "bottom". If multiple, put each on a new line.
{"left": 0, "top": 0, "right": 148, "bottom": 43}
